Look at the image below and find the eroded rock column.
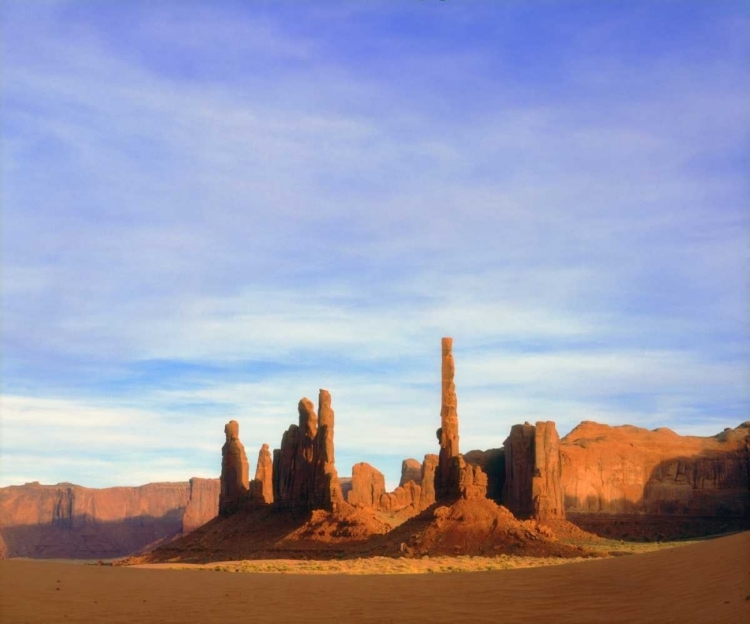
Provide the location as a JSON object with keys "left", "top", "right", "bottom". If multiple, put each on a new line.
{"left": 436, "top": 337, "right": 460, "bottom": 500}
{"left": 219, "top": 420, "right": 250, "bottom": 514}
{"left": 251, "top": 443, "right": 274, "bottom": 504}
{"left": 272, "top": 390, "right": 343, "bottom": 511}
{"left": 503, "top": 420, "right": 565, "bottom": 521}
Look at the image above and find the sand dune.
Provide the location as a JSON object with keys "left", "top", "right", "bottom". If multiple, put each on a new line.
{"left": 1, "top": 532, "right": 748, "bottom": 623}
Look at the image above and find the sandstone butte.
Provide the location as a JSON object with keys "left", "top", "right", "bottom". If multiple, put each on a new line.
{"left": 0, "top": 478, "right": 219, "bottom": 559}
{"left": 1, "top": 338, "right": 748, "bottom": 560}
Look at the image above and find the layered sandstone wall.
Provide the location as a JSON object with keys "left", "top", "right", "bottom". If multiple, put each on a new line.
{"left": 560, "top": 421, "right": 750, "bottom": 517}
{"left": 183, "top": 477, "right": 221, "bottom": 533}
{"left": 0, "top": 479, "right": 219, "bottom": 559}
{"left": 503, "top": 421, "right": 565, "bottom": 521}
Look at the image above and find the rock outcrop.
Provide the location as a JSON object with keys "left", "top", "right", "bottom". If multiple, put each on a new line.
{"left": 503, "top": 421, "right": 565, "bottom": 521}
{"left": 436, "top": 337, "right": 461, "bottom": 500}
{"left": 347, "top": 463, "right": 386, "bottom": 508}
{"left": 399, "top": 459, "right": 422, "bottom": 487}
{"left": 560, "top": 421, "right": 750, "bottom": 518}
{"left": 0, "top": 479, "right": 219, "bottom": 559}
{"left": 249, "top": 444, "right": 274, "bottom": 504}
{"left": 419, "top": 454, "right": 439, "bottom": 509}
{"left": 182, "top": 477, "right": 222, "bottom": 533}
{"left": 433, "top": 338, "right": 488, "bottom": 502}
{"left": 452, "top": 455, "right": 489, "bottom": 500}
{"left": 219, "top": 420, "right": 250, "bottom": 514}
{"left": 464, "top": 448, "right": 505, "bottom": 503}
{"left": 272, "top": 390, "right": 344, "bottom": 511}
{"left": 380, "top": 481, "right": 422, "bottom": 512}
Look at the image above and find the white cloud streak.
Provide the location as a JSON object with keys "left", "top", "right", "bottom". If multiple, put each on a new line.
{"left": 1, "top": 2, "right": 747, "bottom": 491}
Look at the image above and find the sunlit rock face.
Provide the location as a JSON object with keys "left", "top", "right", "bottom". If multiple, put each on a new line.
{"left": 559, "top": 421, "right": 750, "bottom": 517}
{"left": 219, "top": 420, "right": 250, "bottom": 515}
{"left": 273, "top": 390, "right": 343, "bottom": 511}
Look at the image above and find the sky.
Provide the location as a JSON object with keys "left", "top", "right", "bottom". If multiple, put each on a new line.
{"left": 1, "top": 0, "right": 748, "bottom": 491}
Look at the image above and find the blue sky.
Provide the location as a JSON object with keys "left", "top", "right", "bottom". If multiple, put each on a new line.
{"left": 2, "top": 0, "right": 748, "bottom": 490}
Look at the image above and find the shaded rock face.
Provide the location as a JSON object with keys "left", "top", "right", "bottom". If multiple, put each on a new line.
{"left": 436, "top": 337, "right": 461, "bottom": 500}
{"left": 219, "top": 420, "right": 250, "bottom": 515}
{"left": 400, "top": 459, "right": 422, "bottom": 487}
{"left": 560, "top": 421, "right": 750, "bottom": 518}
{"left": 272, "top": 390, "right": 343, "bottom": 511}
{"left": 0, "top": 480, "right": 219, "bottom": 559}
{"left": 339, "top": 477, "right": 353, "bottom": 502}
{"left": 464, "top": 448, "right": 505, "bottom": 504}
{"left": 347, "top": 463, "right": 386, "bottom": 508}
{"left": 503, "top": 421, "right": 565, "bottom": 521}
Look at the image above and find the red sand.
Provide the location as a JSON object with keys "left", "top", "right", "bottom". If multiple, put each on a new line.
{"left": 1, "top": 531, "right": 748, "bottom": 623}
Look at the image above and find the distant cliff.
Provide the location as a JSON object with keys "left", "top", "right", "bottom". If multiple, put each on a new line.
{"left": 0, "top": 478, "right": 219, "bottom": 559}
{"left": 560, "top": 421, "right": 750, "bottom": 517}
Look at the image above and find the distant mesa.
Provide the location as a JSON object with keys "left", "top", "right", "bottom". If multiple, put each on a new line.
{"left": 2, "top": 338, "right": 748, "bottom": 560}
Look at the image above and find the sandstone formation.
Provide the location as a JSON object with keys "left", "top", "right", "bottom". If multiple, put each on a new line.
{"left": 272, "top": 390, "right": 343, "bottom": 511}
{"left": 219, "top": 420, "right": 250, "bottom": 514}
{"left": 503, "top": 421, "right": 565, "bottom": 521}
{"left": 399, "top": 459, "right": 422, "bottom": 487}
{"left": 560, "top": 421, "right": 750, "bottom": 518}
{"left": 419, "top": 454, "right": 438, "bottom": 509}
{"left": 433, "top": 338, "right": 489, "bottom": 502}
{"left": 464, "top": 448, "right": 505, "bottom": 503}
{"left": 182, "top": 478, "right": 222, "bottom": 534}
{"left": 386, "top": 497, "right": 583, "bottom": 559}
{"left": 0, "top": 479, "right": 219, "bottom": 559}
{"left": 250, "top": 444, "right": 274, "bottom": 504}
{"left": 380, "top": 481, "right": 422, "bottom": 512}
{"left": 452, "top": 455, "right": 489, "bottom": 500}
{"left": 347, "top": 462, "right": 426, "bottom": 514}
{"left": 347, "top": 463, "right": 386, "bottom": 508}
{"left": 436, "top": 337, "right": 460, "bottom": 500}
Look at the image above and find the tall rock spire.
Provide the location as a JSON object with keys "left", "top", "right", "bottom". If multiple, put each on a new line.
{"left": 219, "top": 420, "right": 250, "bottom": 514}
{"left": 436, "top": 337, "right": 460, "bottom": 499}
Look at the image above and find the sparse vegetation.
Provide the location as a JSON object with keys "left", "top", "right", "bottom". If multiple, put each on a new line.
{"left": 181, "top": 554, "right": 595, "bottom": 575}
{"left": 175, "top": 537, "right": 700, "bottom": 575}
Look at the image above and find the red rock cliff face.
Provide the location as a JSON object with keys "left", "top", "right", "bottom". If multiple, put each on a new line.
{"left": 347, "top": 463, "right": 386, "bottom": 508}
{"left": 183, "top": 478, "right": 221, "bottom": 533}
{"left": 0, "top": 479, "right": 219, "bottom": 559}
{"left": 560, "top": 421, "right": 750, "bottom": 517}
{"left": 503, "top": 421, "right": 565, "bottom": 521}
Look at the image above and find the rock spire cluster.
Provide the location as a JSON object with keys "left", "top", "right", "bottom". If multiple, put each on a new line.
{"left": 272, "top": 390, "right": 344, "bottom": 511}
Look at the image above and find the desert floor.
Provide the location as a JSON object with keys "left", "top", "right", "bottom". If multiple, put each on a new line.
{"left": 1, "top": 532, "right": 749, "bottom": 624}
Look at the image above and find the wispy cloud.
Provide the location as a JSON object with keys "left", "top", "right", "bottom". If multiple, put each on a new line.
{"left": 2, "top": 1, "right": 747, "bottom": 491}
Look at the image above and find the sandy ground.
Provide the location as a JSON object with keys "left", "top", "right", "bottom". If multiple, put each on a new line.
{"left": 1, "top": 532, "right": 749, "bottom": 624}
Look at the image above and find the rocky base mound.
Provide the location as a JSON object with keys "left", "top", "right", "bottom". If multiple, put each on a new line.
{"left": 125, "top": 502, "right": 392, "bottom": 564}
{"left": 128, "top": 498, "right": 599, "bottom": 565}
{"left": 375, "top": 498, "right": 597, "bottom": 559}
